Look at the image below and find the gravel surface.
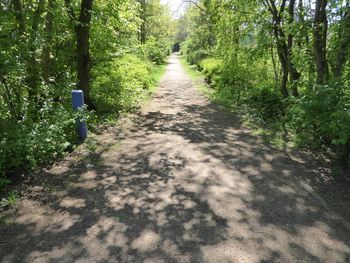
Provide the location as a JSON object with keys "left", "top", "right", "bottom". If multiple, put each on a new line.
{"left": 1, "top": 54, "right": 349, "bottom": 263}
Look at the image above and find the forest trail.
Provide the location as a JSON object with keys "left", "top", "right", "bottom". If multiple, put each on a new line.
{"left": 1, "top": 54, "right": 350, "bottom": 263}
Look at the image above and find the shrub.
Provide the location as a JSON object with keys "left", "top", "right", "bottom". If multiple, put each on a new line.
{"left": 187, "top": 49, "right": 210, "bottom": 65}
{"left": 199, "top": 58, "right": 223, "bottom": 86}
{"left": 0, "top": 102, "right": 76, "bottom": 175}
{"left": 286, "top": 83, "right": 350, "bottom": 153}
{"left": 212, "top": 60, "right": 259, "bottom": 107}
{"left": 134, "top": 38, "right": 170, "bottom": 65}
{"left": 245, "top": 88, "right": 285, "bottom": 122}
{"left": 181, "top": 37, "right": 211, "bottom": 66}
{"left": 91, "top": 54, "right": 154, "bottom": 115}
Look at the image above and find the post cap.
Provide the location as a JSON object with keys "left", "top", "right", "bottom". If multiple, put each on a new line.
{"left": 71, "top": 90, "right": 83, "bottom": 94}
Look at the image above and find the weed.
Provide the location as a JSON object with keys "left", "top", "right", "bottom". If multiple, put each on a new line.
{"left": 0, "top": 191, "right": 19, "bottom": 208}
{"left": 86, "top": 137, "right": 99, "bottom": 152}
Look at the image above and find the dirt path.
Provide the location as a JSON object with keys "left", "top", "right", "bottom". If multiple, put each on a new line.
{"left": 1, "top": 54, "right": 350, "bottom": 263}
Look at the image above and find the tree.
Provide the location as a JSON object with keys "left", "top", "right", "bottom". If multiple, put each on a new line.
{"left": 0, "top": 0, "right": 176, "bottom": 175}
{"left": 181, "top": 0, "right": 350, "bottom": 167}
{"left": 333, "top": 1, "right": 350, "bottom": 77}
{"left": 263, "top": 0, "right": 300, "bottom": 97}
{"left": 138, "top": 0, "right": 146, "bottom": 44}
{"left": 313, "top": 0, "right": 329, "bottom": 84}
{"left": 65, "top": 0, "right": 94, "bottom": 108}
{"left": 137, "top": 0, "right": 174, "bottom": 45}
{"left": 287, "top": 0, "right": 300, "bottom": 96}
{"left": 76, "top": 0, "right": 93, "bottom": 107}
{"left": 41, "top": 0, "right": 56, "bottom": 84}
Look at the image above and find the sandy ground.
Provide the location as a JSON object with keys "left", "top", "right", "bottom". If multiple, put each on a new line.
{"left": 1, "top": 54, "right": 350, "bottom": 263}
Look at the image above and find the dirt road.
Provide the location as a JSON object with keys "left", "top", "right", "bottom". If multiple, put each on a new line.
{"left": 1, "top": 54, "right": 349, "bottom": 262}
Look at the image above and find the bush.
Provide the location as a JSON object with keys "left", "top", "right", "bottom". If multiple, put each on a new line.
{"left": 181, "top": 37, "right": 211, "bottom": 66}
{"left": 210, "top": 58, "right": 267, "bottom": 107}
{"left": 199, "top": 58, "right": 223, "bottom": 86}
{"left": 91, "top": 54, "right": 154, "bottom": 115}
{"left": 245, "top": 88, "right": 285, "bottom": 121}
{"left": 134, "top": 38, "right": 170, "bottom": 65}
{"left": 187, "top": 49, "right": 210, "bottom": 65}
{"left": 0, "top": 102, "right": 76, "bottom": 175}
{"left": 286, "top": 83, "right": 350, "bottom": 152}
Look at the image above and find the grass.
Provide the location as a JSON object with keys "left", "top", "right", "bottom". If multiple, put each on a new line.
{"left": 0, "top": 216, "right": 13, "bottom": 226}
{"left": 114, "top": 215, "right": 122, "bottom": 221}
{"left": 179, "top": 56, "right": 213, "bottom": 96}
{"left": 85, "top": 136, "right": 100, "bottom": 152}
{"left": 151, "top": 64, "right": 167, "bottom": 92}
{"left": 142, "top": 63, "right": 167, "bottom": 104}
{"left": 245, "top": 119, "right": 294, "bottom": 149}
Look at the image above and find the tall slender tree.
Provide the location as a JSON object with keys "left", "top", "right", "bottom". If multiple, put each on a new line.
{"left": 65, "top": 0, "right": 94, "bottom": 108}
{"left": 333, "top": 1, "right": 350, "bottom": 77}
{"left": 76, "top": 0, "right": 94, "bottom": 107}
{"left": 313, "top": 0, "right": 329, "bottom": 84}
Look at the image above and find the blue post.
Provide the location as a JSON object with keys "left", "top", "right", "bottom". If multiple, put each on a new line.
{"left": 71, "top": 90, "right": 87, "bottom": 140}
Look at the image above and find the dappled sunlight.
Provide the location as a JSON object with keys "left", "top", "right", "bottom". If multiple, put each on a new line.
{"left": 60, "top": 198, "right": 86, "bottom": 209}
{"left": 1, "top": 54, "right": 349, "bottom": 263}
{"left": 131, "top": 229, "right": 160, "bottom": 252}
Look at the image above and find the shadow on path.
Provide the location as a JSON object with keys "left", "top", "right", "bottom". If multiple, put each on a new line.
{"left": 1, "top": 54, "right": 349, "bottom": 263}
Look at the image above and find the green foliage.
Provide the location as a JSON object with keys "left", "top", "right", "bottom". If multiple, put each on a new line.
{"left": 0, "top": 103, "right": 76, "bottom": 174}
{"left": 199, "top": 58, "right": 222, "bottom": 86}
{"left": 179, "top": 0, "right": 350, "bottom": 167}
{"left": 85, "top": 137, "right": 99, "bottom": 152}
{"left": 0, "top": 191, "right": 19, "bottom": 208}
{"left": 0, "top": 178, "right": 11, "bottom": 192}
{"left": 184, "top": 46, "right": 210, "bottom": 65}
{"left": 135, "top": 38, "right": 170, "bottom": 65}
{"left": 287, "top": 83, "right": 350, "bottom": 149}
{"left": 91, "top": 0, "right": 141, "bottom": 64}
{"left": 0, "top": 0, "right": 174, "bottom": 178}
{"left": 245, "top": 89, "right": 285, "bottom": 122}
{"left": 91, "top": 54, "right": 155, "bottom": 116}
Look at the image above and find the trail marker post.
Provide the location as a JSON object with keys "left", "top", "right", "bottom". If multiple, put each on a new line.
{"left": 71, "top": 90, "right": 87, "bottom": 141}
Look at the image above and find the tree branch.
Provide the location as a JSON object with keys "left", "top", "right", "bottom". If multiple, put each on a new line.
{"left": 184, "top": 0, "right": 205, "bottom": 12}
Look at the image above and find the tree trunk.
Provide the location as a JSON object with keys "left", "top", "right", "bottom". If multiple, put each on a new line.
{"left": 313, "top": 0, "right": 329, "bottom": 84}
{"left": 270, "top": 44, "right": 279, "bottom": 90}
{"left": 275, "top": 33, "right": 289, "bottom": 98}
{"left": 334, "top": 3, "right": 350, "bottom": 77}
{"left": 41, "top": 0, "right": 55, "bottom": 84}
{"left": 275, "top": 35, "right": 289, "bottom": 97}
{"left": 140, "top": 22, "right": 146, "bottom": 44}
{"left": 263, "top": 0, "right": 289, "bottom": 97}
{"left": 11, "top": 0, "right": 26, "bottom": 118}
{"left": 139, "top": 0, "right": 146, "bottom": 44}
{"left": 76, "top": 0, "right": 94, "bottom": 108}
{"left": 26, "top": 0, "right": 45, "bottom": 103}
{"left": 12, "top": 0, "right": 26, "bottom": 36}
{"left": 281, "top": 63, "right": 289, "bottom": 98}
{"left": 287, "top": 0, "right": 300, "bottom": 97}
{"left": 298, "top": 0, "right": 314, "bottom": 87}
